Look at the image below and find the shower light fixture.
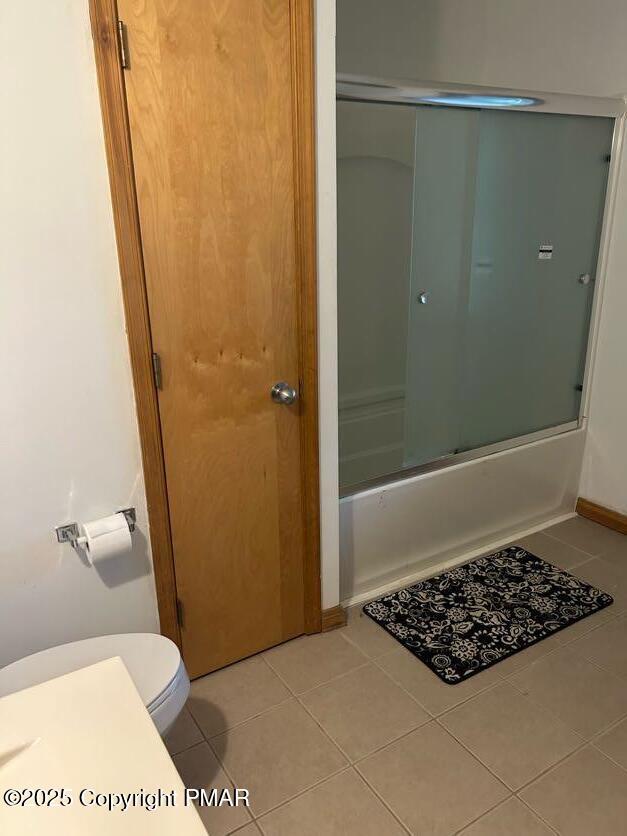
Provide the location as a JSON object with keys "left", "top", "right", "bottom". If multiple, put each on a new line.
{"left": 419, "top": 93, "right": 540, "bottom": 108}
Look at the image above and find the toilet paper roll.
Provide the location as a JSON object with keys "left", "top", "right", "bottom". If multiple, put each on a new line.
{"left": 80, "top": 513, "right": 132, "bottom": 566}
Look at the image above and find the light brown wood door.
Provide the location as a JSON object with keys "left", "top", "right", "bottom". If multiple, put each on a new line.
{"left": 117, "top": 0, "right": 316, "bottom": 677}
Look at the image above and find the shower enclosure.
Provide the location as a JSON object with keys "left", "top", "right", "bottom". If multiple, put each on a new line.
{"left": 337, "top": 81, "right": 614, "bottom": 493}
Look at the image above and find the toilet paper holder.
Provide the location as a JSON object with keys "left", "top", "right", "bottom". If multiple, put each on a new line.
{"left": 55, "top": 508, "right": 136, "bottom": 548}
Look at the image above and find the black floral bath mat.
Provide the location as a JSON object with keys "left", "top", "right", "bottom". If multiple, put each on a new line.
{"left": 363, "top": 546, "right": 613, "bottom": 684}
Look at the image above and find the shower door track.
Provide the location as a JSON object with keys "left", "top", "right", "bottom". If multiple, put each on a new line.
{"left": 340, "top": 419, "right": 580, "bottom": 498}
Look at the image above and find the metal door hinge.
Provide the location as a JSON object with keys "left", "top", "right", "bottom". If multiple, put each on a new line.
{"left": 176, "top": 597, "right": 185, "bottom": 628}
{"left": 152, "top": 352, "right": 163, "bottom": 390}
{"left": 117, "top": 20, "right": 129, "bottom": 69}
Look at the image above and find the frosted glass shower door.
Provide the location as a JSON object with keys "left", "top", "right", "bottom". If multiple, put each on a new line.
{"left": 337, "top": 96, "right": 613, "bottom": 491}
{"left": 403, "top": 107, "right": 479, "bottom": 466}
{"left": 459, "top": 111, "right": 613, "bottom": 451}
{"left": 337, "top": 101, "right": 417, "bottom": 487}
{"left": 404, "top": 107, "right": 612, "bottom": 469}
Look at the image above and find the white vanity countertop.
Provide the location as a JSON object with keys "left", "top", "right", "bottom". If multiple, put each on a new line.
{"left": 0, "top": 657, "right": 206, "bottom": 835}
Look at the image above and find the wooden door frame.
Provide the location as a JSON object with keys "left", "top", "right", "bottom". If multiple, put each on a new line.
{"left": 89, "top": 0, "right": 322, "bottom": 648}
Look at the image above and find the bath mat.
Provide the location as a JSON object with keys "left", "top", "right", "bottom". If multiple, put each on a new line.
{"left": 363, "top": 546, "right": 613, "bottom": 684}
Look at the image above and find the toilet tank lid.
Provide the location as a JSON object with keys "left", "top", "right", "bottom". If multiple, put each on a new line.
{"left": 0, "top": 633, "right": 182, "bottom": 708}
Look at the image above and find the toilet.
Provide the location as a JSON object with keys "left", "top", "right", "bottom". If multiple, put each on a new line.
{"left": 0, "top": 633, "right": 189, "bottom": 736}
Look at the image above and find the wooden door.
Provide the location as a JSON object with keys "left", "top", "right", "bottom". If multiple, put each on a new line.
{"left": 105, "top": 0, "right": 318, "bottom": 677}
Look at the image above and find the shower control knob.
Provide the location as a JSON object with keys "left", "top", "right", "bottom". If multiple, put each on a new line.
{"left": 271, "top": 381, "right": 298, "bottom": 405}
{"left": 417, "top": 291, "right": 429, "bottom": 305}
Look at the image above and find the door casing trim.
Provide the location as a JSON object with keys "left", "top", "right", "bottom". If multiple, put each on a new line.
{"left": 89, "top": 0, "right": 322, "bottom": 647}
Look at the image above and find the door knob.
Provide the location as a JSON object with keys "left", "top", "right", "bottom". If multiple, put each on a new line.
{"left": 271, "top": 381, "right": 298, "bottom": 405}
{"left": 417, "top": 291, "right": 429, "bottom": 305}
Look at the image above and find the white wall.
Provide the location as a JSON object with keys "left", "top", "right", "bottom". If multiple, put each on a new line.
{"left": 337, "top": 0, "right": 627, "bottom": 98}
{"left": 0, "top": 1, "right": 159, "bottom": 666}
{"left": 580, "top": 149, "right": 627, "bottom": 514}
{"left": 316, "top": 0, "right": 341, "bottom": 608}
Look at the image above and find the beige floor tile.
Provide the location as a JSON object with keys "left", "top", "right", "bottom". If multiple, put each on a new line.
{"left": 164, "top": 705, "right": 204, "bottom": 756}
{"left": 516, "top": 532, "right": 591, "bottom": 570}
{"left": 257, "top": 769, "right": 406, "bottom": 836}
{"left": 595, "top": 718, "right": 627, "bottom": 770}
{"left": 263, "top": 632, "right": 367, "bottom": 694}
{"left": 340, "top": 606, "right": 401, "bottom": 658}
{"left": 520, "top": 746, "right": 627, "bottom": 836}
{"left": 188, "top": 656, "right": 291, "bottom": 738}
{"left": 377, "top": 647, "right": 501, "bottom": 716}
{"left": 300, "top": 663, "right": 429, "bottom": 761}
{"left": 358, "top": 722, "right": 508, "bottom": 835}
{"left": 573, "top": 558, "right": 627, "bottom": 610}
{"left": 459, "top": 797, "right": 554, "bottom": 835}
{"left": 569, "top": 614, "right": 627, "bottom": 678}
{"left": 509, "top": 646, "right": 627, "bottom": 738}
{"left": 173, "top": 742, "right": 252, "bottom": 835}
{"left": 231, "top": 825, "right": 261, "bottom": 836}
{"left": 212, "top": 700, "right": 347, "bottom": 816}
{"left": 492, "top": 634, "right": 561, "bottom": 678}
{"left": 552, "top": 604, "right": 616, "bottom": 643}
{"left": 546, "top": 517, "right": 625, "bottom": 557}
{"left": 601, "top": 540, "right": 627, "bottom": 566}
{"left": 440, "top": 682, "right": 582, "bottom": 790}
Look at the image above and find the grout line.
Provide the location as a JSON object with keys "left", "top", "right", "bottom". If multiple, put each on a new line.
{"left": 230, "top": 819, "right": 262, "bottom": 835}
{"left": 516, "top": 795, "right": 561, "bottom": 835}
{"left": 349, "top": 768, "right": 413, "bottom": 835}
{"left": 590, "top": 738, "right": 627, "bottom": 776}
{"left": 510, "top": 712, "right": 627, "bottom": 800}
{"left": 432, "top": 717, "right": 512, "bottom": 793}
{"left": 435, "top": 680, "right": 504, "bottom": 724}
{"left": 259, "top": 654, "right": 299, "bottom": 697}
{"left": 541, "top": 529, "right": 601, "bottom": 558}
{"left": 370, "top": 652, "right": 500, "bottom": 719}
{"left": 438, "top": 708, "right": 586, "bottom": 798}
{"left": 292, "top": 680, "right": 367, "bottom": 766}
{"left": 294, "top": 660, "right": 374, "bottom": 697}
{"left": 189, "top": 694, "right": 295, "bottom": 744}
{"left": 261, "top": 637, "right": 369, "bottom": 696}
{"left": 165, "top": 710, "right": 205, "bottom": 758}
{"left": 450, "top": 794, "right": 517, "bottom": 835}
{"left": 353, "top": 762, "right": 418, "bottom": 835}
{"left": 553, "top": 611, "right": 620, "bottom": 649}
{"left": 368, "top": 655, "right": 436, "bottom": 718}
{"left": 336, "top": 620, "right": 401, "bottom": 662}
{"left": 250, "top": 765, "right": 353, "bottom": 823}
{"left": 171, "top": 739, "right": 256, "bottom": 832}
{"left": 350, "top": 719, "right": 438, "bottom": 768}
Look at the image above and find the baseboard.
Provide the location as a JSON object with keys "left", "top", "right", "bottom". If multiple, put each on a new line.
{"left": 321, "top": 605, "right": 347, "bottom": 631}
{"left": 577, "top": 497, "right": 627, "bottom": 535}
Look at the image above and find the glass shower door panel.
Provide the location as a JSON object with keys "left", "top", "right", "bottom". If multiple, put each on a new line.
{"left": 403, "top": 107, "right": 479, "bottom": 467}
{"left": 337, "top": 101, "right": 417, "bottom": 488}
{"left": 459, "top": 111, "right": 612, "bottom": 451}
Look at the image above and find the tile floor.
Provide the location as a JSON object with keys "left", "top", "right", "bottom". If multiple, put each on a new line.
{"left": 165, "top": 516, "right": 627, "bottom": 835}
